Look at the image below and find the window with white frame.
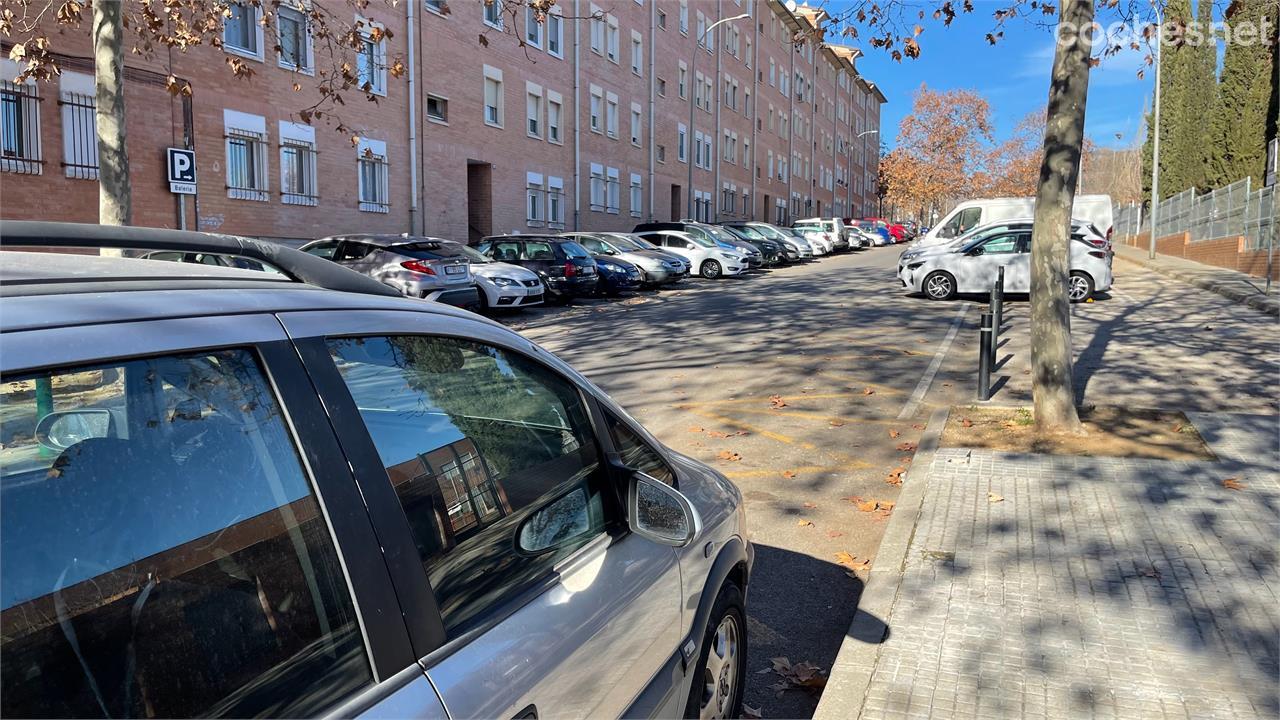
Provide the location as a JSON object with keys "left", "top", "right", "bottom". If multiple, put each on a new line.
{"left": 589, "top": 85, "right": 602, "bottom": 133}
{"left": 547, "top": 92, "right": 563, "bottom": 143}
{"left": 484, "top": 0, "right": 503, "bottom": 28}
{"left": 742, "top": 138, "right": 750, "bottom": 168}
{"left": 224, "top": 110, "right": 268, "bottom": 201}
{"left": 695, "top": 12, "right": 706, "bottom": 47}
{"left": 605, "top": 93, "right": 618, "bottom": 138}
{"left": 657, "top": 144, "right": 666, "bottom": 162}
{"left": 630, "top": 103, "right": 641, "bottom": 146}
{"left": 657, "top": 8, "right": 666, "bottom": 29}
{"left": 223, "top": 1, "right": 262, "bottom": 57}
{"left": 483, "top": 66, "right": 503, "bottom": 126}
{"left": 605, "top": 15, "right": 619, "bottom": 62}
{"left": 678, "top": 62, "right": 687, "bottom": 98}
{"left": 693, "top": 72, "right": 703, "bottom": 109}
{"left": 722, "top": 130, "right": 731, "bottom": 162}
{"left": 279, "top": 121, "right": 318, "bottom": 205}
{"left": 427, "top": 94, "right": 448, "bottom": 123}
{"left": 631, "top": 31, "right": 643, "bottom": 75}
{"left": 745, "top": 37, "right": 752, "bottom": 67}
{"left": 526, "top": 172, "right": 545, "bottom": 226}
{"left": 657, "top": 77, "right": 667, "bottom": 97}
{"left": 525, "top": 5, "right": 543, "bottom": 47}
{"left": 58, "top": 71, "right": 95, "bottom": 179}
{"left": 677, "top": 123, "right": 687, "bottom": 163}
{"left": 589, "top": 163, "right": 606, "bottom": 211}
{"left": 548, "top": 175, "right": 565, "bottom": 228}
{"left": 693, "top": 132, "right": 703, "bottom": 169}
{"left": 277, "top": 5, "right": 312, "bottom": 71}
{"left": 589, "top": 4, "right": 604, "bottom": 54}
{"left": 547, "top": 11, "right": 563, "bottom": 56}
{"left": 357, "top": 137, "right": 389, "bottom": 212}
{"left": 356, "top": 19, "right": 387, "bottom": 94}
{"left": 679, "top": 0, "right": 688, "bottom": 33}
{"left": 606, "top": 166, "right": 620, "bottom": 213}
{"left": 425, "top": 0, "right": 447, "bottom": 14}
{"left": 768, "top": 59, "right": 775, "bottom": 86}
{"left": 629, "top": 173, "right": 642, "bottom": 217}
{"left": 702, "top": 76, "right": 713, "bottom": 111}
{"left": 526, "top": 83, "right": 543, "bottom": 138}
{"left": 1, "top": 73, "right": 41, "bottom": 175}
{"left": 744, "top": 88, "right": 751, "bottom": 117}
{"left": 767, "top": 150, "right": 773, "bottom": 178}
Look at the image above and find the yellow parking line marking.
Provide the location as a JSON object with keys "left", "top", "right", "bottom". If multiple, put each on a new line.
{"left": 685, "top": 409, "right": 804, "bottom": 446}
{"left": 722, "top": 466, "right": 837, "bottom": 479}
{"left": 726, "top": 407, "right": 905, "bottom": 426}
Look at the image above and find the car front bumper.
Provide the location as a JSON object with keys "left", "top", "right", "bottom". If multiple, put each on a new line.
{"left": 490, "top": 283, "right": 544, "bottom": 307}
{"left": 428, "top": 286, "right": 482, "bottom": 309}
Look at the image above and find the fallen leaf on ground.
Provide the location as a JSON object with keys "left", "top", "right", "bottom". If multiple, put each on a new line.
{"left": 803, "top": 501, "right": 818, "bottom": 508}
{"left": 889, "top": 429, "right": 900, "bottom": 438}
{"left": 769, "top": 395, "right": 788, "bottom": 409}
{"left": 988, "top": 492, "right": 1004, "bottom": 503}
{"left": 1171, "top": 423, "right": 1184, "bottom": 433}
{"left": 962, "top": 417, "right": 974, "bottom": 428}
{"left": 767, "top": 656, "right": 828, "bottom": 695}
{"left": 686, "top": 426, "right": 704, "bottom": 433}
{"left": 912, "top": 423, "right": 925, "bottom": 430}
{"left": 706, "top": 430, "right": 730, "bottom": 438}
{"left": 886, "top": 466, "right": 906, "bottom": 485}
{"left": 862, "top": 387, "right": 875, "bottom": 395}
{"left": 900, "top": 455, "right": 913, "bottom": 463}
{"left": 896, "top": 442, "right": 918, "bottom": 452}
{"left": 742, "top": 703, "right": 763, "bottom": 719}
{"left": 826, "top": 530, "right": 843, "bottom": 538}
{"left": 781, "top": 470, "right": 797, "bottom": 479}
{"left": 729, "top": 429, "right": 750, "bottom": 437}
{"left": 841, "top": 495, "right": 864, "bottom": 504}
{"left": 716, "top": 450, "right": 742, "bottom": 462}
{"left": 855, "top": 498, "right": 894, "bottom": 513}
{"left": 829, "top": 419, "right": 845, "bottom": 427}
{"left": 942, "top": 382, "right": 952, "bottom": 387}
{"left": 857, "top": 500, "right": 879, "bottom": 512}
{"left": 833, "top": 551, "right": 857, "bottom": 566}
{"left": 796, "top": 519, "right": 814, "bottom": 528}
{"left": 1222, "top": 477, "right": 1246, "bottom": 491}
{"left": 1139, "top": 567, "right": 1162, "bottom": 579}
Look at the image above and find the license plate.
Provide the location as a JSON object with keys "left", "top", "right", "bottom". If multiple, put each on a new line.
{"left": 444, "top": 265, "right": 465, "bottom": 275}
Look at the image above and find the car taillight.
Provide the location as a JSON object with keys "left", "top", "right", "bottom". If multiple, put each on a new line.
{"left": 1088, "top": 250, "right": 1107, "bottom": 259}
{"left": 1106, "top": 225, "right": 1114, "bottom": 241}
{"left": 401, "top": 260, "right": 436, "bottom": 275}
{"left": 565, "top": 261, "right": 577, "bottom": 277}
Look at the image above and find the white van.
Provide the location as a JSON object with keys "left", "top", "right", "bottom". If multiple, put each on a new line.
{"left": 917, "top": 195, "right": 1113, "bottom": 248}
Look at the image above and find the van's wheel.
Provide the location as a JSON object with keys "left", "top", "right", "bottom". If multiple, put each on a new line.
{"left": 700, "top": 260, "right": 723, "bottom": 279}
{"left": 1068, "top": 271, "right": 1094, "bottom": 303}
{"left": 923, "top": 271, "right": 956, "bottom": 300}
{"left": 684, "top": 582, "right": 746, "bottom": 720}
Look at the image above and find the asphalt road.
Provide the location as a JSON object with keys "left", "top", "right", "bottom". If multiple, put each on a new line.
{"left": 506, "top": 246, "right": 968, "bottom": 718}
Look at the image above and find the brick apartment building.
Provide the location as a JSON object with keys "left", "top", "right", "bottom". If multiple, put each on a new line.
{"left": 0, "top": 0, "right": 884, "bottom": 244}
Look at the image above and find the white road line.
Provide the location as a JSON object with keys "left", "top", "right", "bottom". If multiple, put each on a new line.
{"left": 899, "top": 303, "right": 969, "bottom": 419}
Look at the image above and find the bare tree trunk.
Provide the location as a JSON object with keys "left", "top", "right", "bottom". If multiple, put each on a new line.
{"left": 1030, "top": 0, "right": 1093, "bottom": 432}
{"left": 94, "top": 0, "right": 130, "bottom": 227}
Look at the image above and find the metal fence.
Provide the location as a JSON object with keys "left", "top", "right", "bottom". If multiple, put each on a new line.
{"left": 1114, "top": 177, "right": 1278, "bottom": 251}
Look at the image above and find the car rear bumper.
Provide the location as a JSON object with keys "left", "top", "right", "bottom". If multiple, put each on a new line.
{"left": 545, "top": 276, "right": 597, "bottom": 296}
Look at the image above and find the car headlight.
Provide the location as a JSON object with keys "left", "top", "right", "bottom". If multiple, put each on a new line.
{"left": 491, "top": 276, "right": 518, "bottom": 287}
{"left": 600, "top": 262, "right": 621, "bottom": 272}
{"left": 907, "top": 262, "right": 924, "bottom": 271}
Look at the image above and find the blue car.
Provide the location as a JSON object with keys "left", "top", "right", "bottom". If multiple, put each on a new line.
{"left": 593, "top": 254, "right": 643, "bottom": 296}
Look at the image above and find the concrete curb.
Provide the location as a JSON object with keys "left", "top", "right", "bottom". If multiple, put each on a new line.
{"left": 1114, "top": 249, "right": 1279, "bottom": 318}
{"left": 812, "top": 406, "right": 950, "bottom": 720}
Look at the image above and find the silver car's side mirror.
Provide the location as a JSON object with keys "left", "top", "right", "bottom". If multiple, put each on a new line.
{"left": 628, "top": 472, "right": 698, "bottom": 547}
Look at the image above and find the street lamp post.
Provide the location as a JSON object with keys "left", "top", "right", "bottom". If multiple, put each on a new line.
{"left": 857, "top": 129, "right": 877, "bottom": 217}
{"left": 687, "top": 13, "right": 748, "bottom": 220}
{"left": 1148, "top": 7, "right": 1164, "bottom": 259}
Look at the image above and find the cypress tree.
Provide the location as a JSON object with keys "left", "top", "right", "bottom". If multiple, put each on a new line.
{"left": 1209, "top": 0, "right": 1279, "bottom": 187}
{"left": 1143, "top": 0, "right": 1197, "bottom": 200}
{"left": 1189, "top": 0, "right": 1220, "bottom": 189}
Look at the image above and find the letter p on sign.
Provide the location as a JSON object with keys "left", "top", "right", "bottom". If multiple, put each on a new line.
{"left": 167, "top": 147, "right": 197, "bottom": 194}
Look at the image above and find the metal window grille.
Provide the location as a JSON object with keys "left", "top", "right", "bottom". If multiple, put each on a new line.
{"left": 358, "top": 154, "right": 390, "bottom": 212}
{"left": 547, "top": 189, "right": 565, "bottom": 228}
{"left": 280, "top": 140, "right": 318, "bottom": 205}
{"left": 589, "top": 175, "right": 606, "bottom": 211}
{"left": 59, "top": 90, "right": 97, "bottom": 179}
{"left": 606, "top": 177, "right": 620, "bottom": 214}
{"left": 226, "top": 129, "right": 269, "bottom": 200}
{"left": 526, "top": 186, "right": 545, "bottom": 226}
{"left": 1, "top": 81, "right": 43, "bottom": 175}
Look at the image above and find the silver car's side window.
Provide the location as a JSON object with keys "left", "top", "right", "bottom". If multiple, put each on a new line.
{"left": 0, "top": 349, "right": 372, "bottom": 718}
{"left": 325, "top": 336, "right": 619, "bottom": 638}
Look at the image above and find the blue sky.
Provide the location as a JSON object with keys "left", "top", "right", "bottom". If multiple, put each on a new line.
{"left": 834, "top": 7, "right": 1155, "bottom": 151}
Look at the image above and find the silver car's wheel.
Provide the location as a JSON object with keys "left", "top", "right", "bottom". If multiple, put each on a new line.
{"left": 923, "top": 271, "right": 956, "bottom": 300}
{"left": 1068, "top": 272, "right": 1094, "bottom": 303}
{"left": 698, "top": 615, "right": 740, "bottom": 720}
{"left": 701, "top": 260, "right": 722, "bottom": 279}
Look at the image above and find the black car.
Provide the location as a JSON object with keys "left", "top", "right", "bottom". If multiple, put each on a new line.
{"left": 473, "top": 235, "right": 598, "bottom": 302}
{"left": 717, "top": 225, "right": 790, "bottom": 264}
{"left": 632, "top": 222, "right": 769, "bottom": 267}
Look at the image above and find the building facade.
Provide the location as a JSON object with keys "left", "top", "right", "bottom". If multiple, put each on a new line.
{"left": 1, "top": 0, "right": 884, "bottom": 243}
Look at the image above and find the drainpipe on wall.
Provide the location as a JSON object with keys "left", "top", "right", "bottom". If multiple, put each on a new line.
{"left": 786, "top": 35, "right": 795, "bottom": 222}
{"left": 407, "top": 0, "right": 420, "bottom": 234}
{"left": 573, "top": 0, "right": 582, "bottom": 232}
{"left": 647, "top": 0, "right": 656, "bottom": 221}
{"left": 749, "top": 1, "right": 759, "bottom": 221}
{"left": 712, "top": 0, "right": 722, "bottom": 222}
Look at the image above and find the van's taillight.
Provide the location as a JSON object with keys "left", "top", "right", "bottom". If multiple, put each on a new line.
{"left": 1106, "top": 225, "right": 1114, "bottom": 241}
{"left": 565, "top": 261, "right": 577, "bottom": 277}
{"left": 1088, "top": 250, "right": 1107, "bottom": 259}
{"left": 401, "top": 260, "right": 436, "bottom": 275}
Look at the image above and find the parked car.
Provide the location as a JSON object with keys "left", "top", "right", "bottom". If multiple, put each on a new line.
{"left": 0, "top": 220, "right": 753, "bottom": 720}
{"left": 716, "top": 225, "right": 789, "bottom": 264}
{"left": 917, "top": 194, "right": 1114, "bottom": 248}
{"left": 864, "top": 218, "right": 906, "bottom": 242}
{"left": 633, "top": 222, "right": 766, "bottom": 268}
{"left": 898, "top": 218, "right": 1109, "bottom": 272}
{"left": 473, "top": 235, "right": 598, "bottom": 303}
{"left": 637, "top": 229, "right": 750, "bottom": 278}
{"left": 562, "top": 232, "right": 688, "bottom": 286}
{"left": 300, "top": 234, "right": 479, "bottom": 308}
{"left": 899, "top": 226, "right": 1111, "bottom": 302}
{"left": 453, "top": 242, "right": 545, "bottom": 310}
{"left": 138, "top": 250, "right": 286, "bottom": 274}
{"left": 621, "top": 233, "right": 695, "bottom": 276}
{"left": 731, "top": 222, "right": 815, "bottom": 259}
{"left": 792, "top": 218, "right": 850, "bottom": 252}
{"left": 796, "top": 228, "right": 832, "bottom": 255}
{"left": 854, "top": 220, "right": 893, "bottom": 245}
{"left": 719, "top": 223, "right": 799, "bottom": 262}
{"left": 594, "top": 253, "right": 644, "bottom": 296}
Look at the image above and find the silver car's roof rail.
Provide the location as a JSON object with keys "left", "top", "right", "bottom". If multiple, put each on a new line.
{"left": 0, "top": 220, "right": 401, "bottom": 298}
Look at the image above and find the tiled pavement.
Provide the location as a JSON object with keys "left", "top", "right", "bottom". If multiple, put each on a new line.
{"left": 858, "top": 416, "right": 1280, "bottom": 719}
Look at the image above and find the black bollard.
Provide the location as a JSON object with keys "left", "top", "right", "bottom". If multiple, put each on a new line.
{"left": 978, "top": 312, "right": 993, "bottom": 401}
{"left": 990, "top": 266, "right": 1005, "bottom": 368}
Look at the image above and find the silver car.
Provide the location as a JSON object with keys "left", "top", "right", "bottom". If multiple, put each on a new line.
{"left": 564, "top": 232, "right": 687, "bottom": 286}
{"left": 452, "top": 242, "right": 546, "bottom": 310}
{"left": 0, "top": 221, "right": 754, "bottom": 720}
{"left": 301, "top": 234, "right": 479, "bottom": 307}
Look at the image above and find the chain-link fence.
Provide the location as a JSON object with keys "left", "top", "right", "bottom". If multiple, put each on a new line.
{"left": 1114, "top": 177, "right": 1278, "bottom": 251}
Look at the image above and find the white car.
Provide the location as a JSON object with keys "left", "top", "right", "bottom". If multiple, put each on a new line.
{"left": 639, "top": 230, "right": 749, "bottom": 278}
{"left": 797, "top": 229, "right": 832, "bottom": 255}
{"left": 743, "top": 223, "right": 814, "bottom": 259}
{"left": 919, "top": 194, "right": 1114, "bottom": 248}
{"left": 453, "top": 242, "right": 546, "bottom": 309}
{"left": 899, "top": 226, "right": 1112, "bottom": 302}
{"left": 899, "top": 218, "right": 1108, "bottom": 273}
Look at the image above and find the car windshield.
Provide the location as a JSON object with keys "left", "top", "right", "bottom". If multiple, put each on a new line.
{"left": 604, "top": 234, "right": 644, "bottom": 251}
{"left": 455, "top": 244, "right": 492, "bottom": 264}
{"left": 729, "top": 225, "right": 766, "bottom": 240}
{"left": 749, "top": 224, "right": 788, "bottom": 241}
{"left": 390, "top": 241, "right": 471, "bottom": 260}
{"left": 685, "top": 234, "right": 717, "bottom": 248}
{"left": 703, "top": 226, "right": 739, "bottom": 243}
{"left": 560, "top": 241, "right": 592, "bottom": 258}
{"left": 630, "top": 236, "right": 661, "bottom": 250}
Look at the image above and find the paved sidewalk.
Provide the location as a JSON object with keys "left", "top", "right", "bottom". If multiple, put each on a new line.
{"left": 1113, "top": 245, "right": 1279, "bottom": 317}
{"left": 826, "top": 413, "right": 1279, "bottom": 720}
